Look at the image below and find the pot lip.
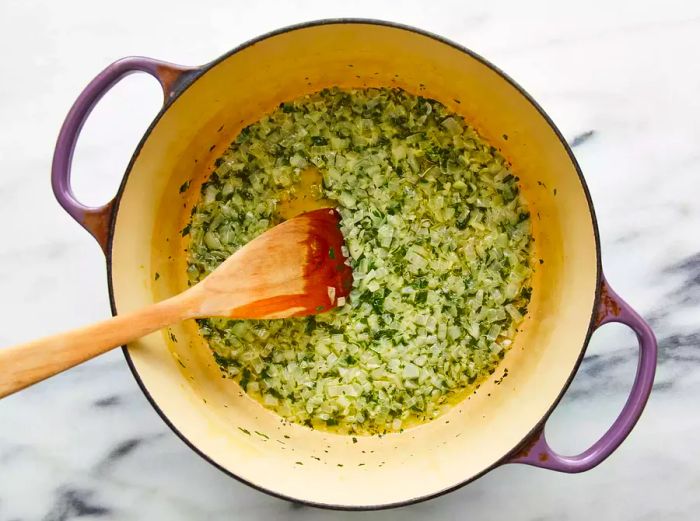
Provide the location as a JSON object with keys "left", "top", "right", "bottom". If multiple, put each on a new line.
{"left": 106, "top": 17, "right": 603, "bottom": 511}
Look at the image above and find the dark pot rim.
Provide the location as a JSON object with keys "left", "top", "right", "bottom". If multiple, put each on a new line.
{"left": 105, "top": 18, "right": 602, "bottom": 511}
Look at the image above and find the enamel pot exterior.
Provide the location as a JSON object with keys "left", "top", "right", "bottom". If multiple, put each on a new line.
{"left": 51, "top": 20, "right": 657, "bottom": 510}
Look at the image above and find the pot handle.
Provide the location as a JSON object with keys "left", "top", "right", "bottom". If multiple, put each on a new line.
{"left": 509, "top": 276, "right": 657, "bottom": 472}
{"left": 51, "top": 56, "right": 198, "bottom": 253}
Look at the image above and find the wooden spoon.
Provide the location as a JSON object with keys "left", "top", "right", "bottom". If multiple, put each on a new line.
{"left": 0, "top": 208, "right": 352, "bottom": 399}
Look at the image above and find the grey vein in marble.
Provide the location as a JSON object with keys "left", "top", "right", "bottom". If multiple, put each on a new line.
{"left": 569, "top": 129, "right": 596, "bottom": 148}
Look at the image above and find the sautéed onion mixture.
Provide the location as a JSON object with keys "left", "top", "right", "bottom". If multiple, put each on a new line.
{"left": 186, "top": 88, "right": 533, "bottom": 434}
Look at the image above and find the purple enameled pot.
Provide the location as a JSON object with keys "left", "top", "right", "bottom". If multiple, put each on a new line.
{"left": 50, "top": 20, "right": 657, "bottom": 509}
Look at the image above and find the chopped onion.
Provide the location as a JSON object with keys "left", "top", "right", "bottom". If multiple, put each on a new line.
{"left": 187, "top": 87, "right": 533, "bottom": 434}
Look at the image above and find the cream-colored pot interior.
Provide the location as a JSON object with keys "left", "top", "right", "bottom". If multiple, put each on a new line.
{"left": 110, "top": 22, "right": 599, "bottom": 508}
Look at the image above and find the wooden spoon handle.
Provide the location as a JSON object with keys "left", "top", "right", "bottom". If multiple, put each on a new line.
{"left": 0, "top": 297, "right": 187, "bottom": 399}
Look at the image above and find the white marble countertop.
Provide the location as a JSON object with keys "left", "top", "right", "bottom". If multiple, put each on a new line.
{"left": 1, "top": 0, "right": 699, "bottom": 519}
